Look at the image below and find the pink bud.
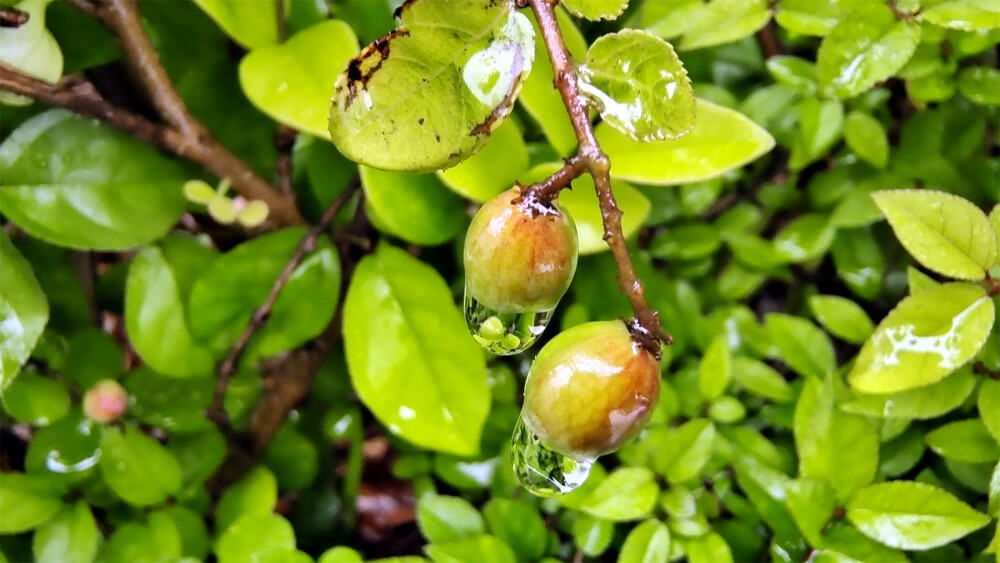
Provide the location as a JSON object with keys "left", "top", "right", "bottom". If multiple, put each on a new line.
{"left": 83, "top": 379, "right": 128, "bottom": 423}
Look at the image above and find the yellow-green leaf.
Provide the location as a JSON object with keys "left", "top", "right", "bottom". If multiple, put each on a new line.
{"left": 240, "top": 20, "right": 359, "bottom": 138}
{"left": 597, "top": 100, "right": 774, "bottom": 186}
{"left": 0, "top": 232, "right": 48, "bottom": 392}
{"left": 979, "top": 380, "right": 1000, "bottom": 444}
{"left": 679, "top": 0, "right": 771, "bottom": 51}
{"left": 191, "top": 0, "right": 277, "bottom": 49}
{"left": 919, "top": 0, "right": 1000, "bottom": 31}
{"left": 581, "top": 30, "right": 694, "bottom": 141}
{"left": 360, "top": 166, "right": 467, "bottom": 246}
{"left": 843, "top": 111, "right": 889, "bottom": 169}
{"left": 957, "top": 66, "right": 1000, "bottom": 105}
{"left": 849, "top": 282, "right": 995, "bottom": 394}
{"left": 843, "top": 367, "right": 977, "bottom": 419}
{"left": 926, "top": 419, "right": 1000, "bottom": 463}
{"left": 699, "top": 335, "right": 731, "bottom": 400}
{"left": 437, "top": 120, "right": 529, "bottom": 202}
{"left": 872, "top": 189, "right": 997, "bottom": 280}
{"left": 0, "top": 0, "right": 63, "bottom": 107}
{"left": 329, "top": 0, "right": 535, "bottom": 172}
{"left": 808, "top": 294, "right": 875, "bottom": 344}
{"left": 562, "top": 0, "right": 629, "bottom": 21}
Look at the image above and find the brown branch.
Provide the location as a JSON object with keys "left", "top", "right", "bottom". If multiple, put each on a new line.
{"left": 273, "top": 4, "right": 296, "bottom": 197}
{"left": 527, "top": 0, "right": 671, "bottom": 353}
{"left": 756, "top": 20, "right": 781, "bottom": 59}
{"left": 519, "top": 154, "right": 587, "bottom": 203}
{"left": 63, "top": 0, "right": 99, "bottom": 19}
{"left": 206, "top": 181, "right": 361, "bottom": 427}
{"left": 0, "top": 66, "right": 306, "bottom": 227}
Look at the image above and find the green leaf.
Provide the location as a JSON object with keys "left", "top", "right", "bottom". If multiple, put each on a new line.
{"left": 843, "top": 366, "right": 976, "bottom": 419}
{"left": 766, "top": 56, "right": 818, "bottom": 94}
{"left": 699, "top": 335, "right": 731, "bottom": 400}
{"left": 774, "top": 0, "right": 841, "bottom": 36}
{"left": 264, "top": 424, "right": 318, "bottom": 491}
{"left": 848, "top": 282, "right": 995, "bottom": 393}
{"left": 990, "top": 463, "right": 1000, "bottom": 517}
{"left": 0, "top": 0, "right": 63, "bottom": 107}
{"left": 360, "top": 166, "right": 467, "bottom": 246}
{"left": 772, "top": 213, "right": 836, "bottom": 263}
{"left": 919, "top": 0, "right": 1000, "bottom": 31}
{"left": 618, "top": 519, "right": 671, "bottom": 563}
{"left": 765, "top": 313, "right": 836, "bottom": 379}
{"left": 98, "top": 514, "right": 181, "bottom": 563}
{"left": 562, "top": 0, "right": 629, "bottom": 20}
{"left": 578, "top": 467, "right": 658, "bottom": 521}
{"left": 785, "top": 478, "right": 837, "bottom": 546}
{"left": 191, "top": 0, "right": 277, "bottom": 48}
{"left": 846, "top": 481, "right": 990, "bottom": 550}
{"left": 580, "top": 30, "right": 695, "bottom": 141}
{"left": 789, "top": 98, "right": 844, "bottom": 170}
{"left": 817, "top": 3, "right": 921, "bottom": 98}
{"left": 239, "top": 19, "right": 359, "bottom": 138}
{"left": 731, "top": 357, "right": 794, "bottom": 403}
{"left": 656, "top": 419, "right": 716, "bottom": 483}
{"left": 215, "top": 514, "right": 296, "bottom": 563}
{"left": 0, "top": 110, "right": 188, "bottom": 250}
{"left": 189, "top": 228, "right": 341, "bottom": 357}
{"left": 99, "top": 426, "right": 182, "bottom": 507}
{"left": 572, "top": 515, "right": 614, "bottom": 556}
{"left": 425, "top": 534, "right": 516, "bottom": 563}
{"left": 682, "top": 532, "right": 734, "bottom": 563}
{"left": 343, "top": 245, "right": 488, "bottom": 456}
{"left": 992, "top": 204, "right": 1000, "bottom": 254}
{"left": 329, "top": 0, "right": 535, "bottom": 172}
{"left": 0, "top": 473, "right": 63, "bottom": 533}
{"left": 816, "top": 522, "right": 908, "bottom": 563}
{"left": 124, "top": 368, "right": 212, "bottom": 433}
{"left": 125, "top": 245, "right": 215, "bottom": 378}
{"left": 0, "top": 232, "right": 47, "bottom": 391}
{"left": 1, "top": 373, "right": 69, "bottom": 426}
{"left": 873, "top": 189, "right": 998, "bottom": 279}
{"left": 679, "top": 0, "right": 771, "bottom": 51}
{"left": 519, "top": 163, "right": 650, "bottom": 255}
{"left": 926, "top": 419, "right": 1000, "bottom": 463}
{"left": 597, "top": 100, "right": 774, "bottom": 186}
{"left": 980, "top": 380, "right": 1000, "bottom": 444}
{"left": 158, "top": 505, "right": 210, "bottom": 560}
{"left": 732, "top": 457, "right": 801, "bottom": 543}
{"left": 879, "top": 428, "right": 926, "bottom": 477}
{"left": 631, "top": 0, "right": 702, "bottom": 39}
{"left": 808, "top": 295, "right": 875, "bottom": 344}
{"left": 32, "top": 502, "right": 99, "bottom": 563}
{"left": 319, "top": 547, "right": 364, "bottom": 563}
{"left": 417, "top": 495, "right": 484, "bottom": 544}
{"left": 215, "top": 466, "right": 277, "bottom": 533}
{"left": 481, "top": 499, "right": 546, "bottom": 561}
{"left": 24, "top": 412, "right": 102, "bottom": 482}
{"left": 843, "top": 112, "right": 889, "bottom": 169}
{"left": 795, "top": 375, "right": 879, "bottom": 500}
{"left": 832, "top": 229, "right": 885, "bottom": 300}
{"left": 437, "top": 120, "right": 529, "bottom": 202}
{"left": 519, "top": 8, "right": 588, "bottom": 155}
{"left": 957, "top": 66, "right": 1000, "bottom": 106}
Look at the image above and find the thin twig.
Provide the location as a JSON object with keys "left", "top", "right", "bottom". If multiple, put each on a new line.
{"left": 756, "top": 20, "right": 781, "bottom": 59}
{"left": 206, "top": 181, "right": 361, "bottom": 426}
{"left": 526, "top": 0, "right": 671, "bottom": 353}
{"left": 519, "top": 154, "right": 587, "bottom": 204}
{"left": 276, "top": 0, "right": 288, "bottom": 43}
{"left": 63, "top": 0, "right": 99, "bottom": 19}
{"left": 273, "top": 2, "right": 297, "bottom": 197}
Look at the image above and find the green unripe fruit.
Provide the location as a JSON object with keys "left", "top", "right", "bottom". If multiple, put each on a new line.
{"left": 522, "top": 320, "right": 660, "bottom": 460}
{"left": 464, "top": 187, "right": 578, "bottom": 313}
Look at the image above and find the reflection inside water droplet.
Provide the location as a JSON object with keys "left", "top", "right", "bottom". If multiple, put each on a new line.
{"left": 464, "top": 287, "right": 552, "bottom": 355}
{"left": 510, "top": 415, "right": 592, "bottom": 497}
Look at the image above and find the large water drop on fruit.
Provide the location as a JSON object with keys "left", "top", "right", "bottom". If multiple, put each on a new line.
{"left": 464, "top": 287, "right": 553, "bottom": 355}
{"left": 510, "top": 415, "right": 592, "bottom": 497}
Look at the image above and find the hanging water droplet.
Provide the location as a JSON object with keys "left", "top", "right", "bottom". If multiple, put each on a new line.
{"left": 510, "top": 415, "right": 592, "bottom": 497}
{"left": 465, "top": 288, "right": 552, "bottom": 355}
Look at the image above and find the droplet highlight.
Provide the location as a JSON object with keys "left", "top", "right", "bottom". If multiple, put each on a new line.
{"left": 464, "top": 288, "right": 552, "bottom": 356}
{"left": 510, "top": 415, "right": 592, "bottom": 497}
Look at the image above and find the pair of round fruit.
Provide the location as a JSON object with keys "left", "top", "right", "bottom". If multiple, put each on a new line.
{"left": 464, "top": 186, "right": 660, "bottom": 491}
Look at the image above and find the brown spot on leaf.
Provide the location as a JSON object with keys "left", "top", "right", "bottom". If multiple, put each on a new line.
{"left": 393, "top": 0, "right": 418, "bottom": 20}
{"left": 338, "top": 28, "right": 410, "bottom": 109}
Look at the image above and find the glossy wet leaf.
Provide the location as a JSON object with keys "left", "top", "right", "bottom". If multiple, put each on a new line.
{"left": 656, "top": 419, "right": 716, "bottom": 483}
{"left": 580, "top": 30, "right": 694, "bottom": 141}
{"left": 843, "top": 366, "right": 976, "bottom": 419}
{"left": 0, "top": 0, "right": 63, "bottom": 107}
{"left": 773, "top": 0, "right": 841, "bottom": 36}
{"left": 191, "top": 0, "right": 277, "bottom": 48}
{"left": 0, "top": 231, "right": 48, "bottom": 391}
{"left": 417, "top": 495, "right": 484, "bottom": 544}
{"left": 682, "top": 531, "right": 733, "bottom": 563}
{"left": 215, "top": 466, "right": 277, "bottom": 533}
{"left": 240, "top": 20, "right": 359, "bottom": 138}
{"left": 99, "top": 426, "right": 182, "bottom": 507}
{"left": 784, "top": 478, "right": 836, "bottom": 546}
{"left": 618, "top": 519, "right": 671, "bottom": 563}
{"left": 329, "top": 0, "right": 535, "bottom": 172}
{"left": 344, "top": 245, "right": 488, "bottom": 456}
{"left": 919, "top": 0, "right": 1000, "bottom": 31}
{"left": 846, "top": 481, "right": 990, "bottom": 550}
{"left": 957, "top": 66, "right": 1000, "bottom": 106}
{"left": 98, "top": 514, "right": 181, "bottom": 563}
{"left": 679, "top": 0, "right": 771, "bottom": 51}
{"left": 772, "top": 213, "right": 836, "bottom": 263}
{"left": 843, "top": 111, "right": 889, "bottom": 169}
{"left": 579, "top": 467, "right": 658, "bottom": 521}
{"left": 848, "top": 283, "right": 995, "bottom": 393}
{"left": 1, "top": 373, "right": 69, "bottom": 426}
{"left": 832, "top": 228, "right": 885, "bottom": 300}
{"left": 481, "top": 499, "right": 547, "bottom": 561}
{"left": 699, "top": 335, "right": 731, "bottom": 400}
{"left": 926, "top": 419, "right": 1000, "bottom": 463}
{"left": 980, "top": 380, "right": 1000, "bottom": 444}
{"left": 0, "top": 473, "right": 63, "bottom": 533}
{"left": 189, "top": 228, "right": 341, "bottom": 357}
{"left": 425, "top": 534, "right": 516, "bottom": 563}
{"left": 562, "top": 0, "right": 629, "bottom": 21}
{"left": 125, "top": 245, "right": 215, "bottom": 378}
{"left": 519, "top": 9, "right": 588, "bottom": 155}
{"left": 32, "top": 502, "right": 99, "bottom": 563}
{"left": 817, "top": 3, "right": 921, "bottom": 98}
{"left": 598, "top": 100, "right": 774, "bottom": 185}
{"left": 360, "top": 166, "right": 467, "bottom": 246}
{"left": 0, "top": 110, "right": 188, "bottom": 250}
{"left": 573, "top": 515, "right": 614, "bottom": 556}
{"left": 437, "top": 120, "right": 529, "bottom": 202}
{"left": 789, "top": 98, "right": 843, "bottom": 170}
{"left": 808, "top": 295, "right": 874, "bottom": 344}
{"left": 519, "top": 163, "right": 650, "bottom": 254}
{"left": 24, "top": 412, "right": 103, "bottom": 481}
{"left": 766, "top": 56, "right": 818, "bottom": 94}
{"left": 731, "top": 357, "right": 794, "bottom": 403}
{"left": 765, "top": 313, "right": 836, "bottom": 379}
{"left": 215, "top": 514, "right": 296, "bottom": 563}
{"left": 873, "top": 189, "right": 997, "bottom": 279}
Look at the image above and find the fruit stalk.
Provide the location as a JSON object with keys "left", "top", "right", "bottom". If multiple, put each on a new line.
{"left": 525, "top": 0, "right": 671, "bottom": 353}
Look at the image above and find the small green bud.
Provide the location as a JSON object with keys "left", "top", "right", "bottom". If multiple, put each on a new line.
{"left": 83, "top": 379, "right": 128, "bottom": 423}
{"left": 183, "top": 180, "right": 217, "bottom": 204}
{"left": 236, "top": 199, "right": 270, "bottom": 228}
{"left": 208, "top": 195, "right": 237, "bottom": 224}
